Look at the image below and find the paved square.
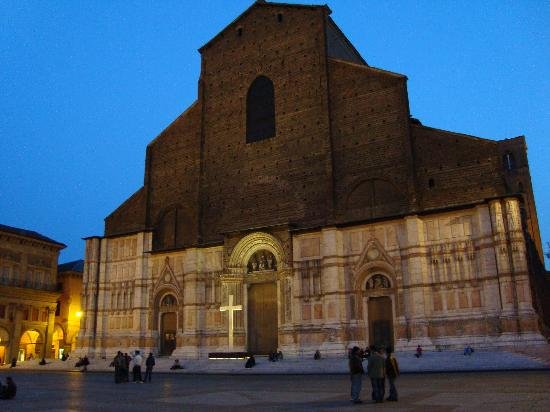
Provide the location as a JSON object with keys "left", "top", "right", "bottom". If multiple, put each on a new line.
{"left": 0, "top": 371, "right": 548, "bottom": 411}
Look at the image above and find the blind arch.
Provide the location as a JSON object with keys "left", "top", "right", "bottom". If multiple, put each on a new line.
{"left": 246, "top": 76, "right": 276, "bottom": 143}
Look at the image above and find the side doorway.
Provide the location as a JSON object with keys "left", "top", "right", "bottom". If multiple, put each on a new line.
{"left": 158, "top": 294, "right": 178, "bottom": 356}
{"left": 368, "top": 295, "right": 394, "bottom": 349}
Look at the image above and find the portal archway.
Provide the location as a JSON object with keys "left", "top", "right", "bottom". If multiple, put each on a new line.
{"left": 228, "top": 232, "right": 286, "bottom": 354}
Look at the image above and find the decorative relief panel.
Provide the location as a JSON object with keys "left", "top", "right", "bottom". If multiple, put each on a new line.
{"left": 366, "top": 274, "right": 391, "bottom": 289}
{"left": 247, "top": 250, "right": 277, "bottom": 273}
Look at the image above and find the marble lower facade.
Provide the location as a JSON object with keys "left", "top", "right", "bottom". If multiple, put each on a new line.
{"left": 77, "top": 197, "right": 548, "bottom": 359}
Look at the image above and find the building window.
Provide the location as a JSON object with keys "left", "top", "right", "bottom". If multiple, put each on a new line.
{"left": 55, "top": 301, "right": 61, "bottom": 316}
{"left": 277, "top": 13, "right": 283, "bottom": 22}
{"left": 0, "top": 304, "right": 5, "bottom": 319}
{"left": 299, "top": 259, "right": 321, "bottom": 298}
{"left": 428, "top": 178, "right": 435, "bottom": 188}
{"left": 503, "top": 152, "right": 516, "bottom": 171}
{"left": 246, "top": 76, "right": 276, "bottom": 143}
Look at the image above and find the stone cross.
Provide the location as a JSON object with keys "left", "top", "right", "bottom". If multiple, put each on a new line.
{"left": 219, "top": 294, "right": 242, "bottom": 349}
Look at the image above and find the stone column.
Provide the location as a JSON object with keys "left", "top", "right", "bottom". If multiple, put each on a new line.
{"left": 77, "top": 236, "right": 101, "bottom": 357}
{"left": 93, "top": 237, "right": 109, "bottom": 358}
{"left": 402, "top": 215, "right": 431, "bottom": 347}
{"left": 319, "top": 227, "right": 346, "bottom": 355}
{"left": 44, "top": 306, "right": 56, "bottom": 359}
{"left": 10, "top": 305, "right": 24, "bottom": 362}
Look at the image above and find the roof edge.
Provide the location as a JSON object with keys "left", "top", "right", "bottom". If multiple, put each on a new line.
{"left": 199, "top": 1, "right": 330, "bottom": 53}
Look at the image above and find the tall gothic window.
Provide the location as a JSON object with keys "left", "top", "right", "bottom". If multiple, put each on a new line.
{"left": 246, "top": 76, "right": 276, "bottom": 143}
{"left": 503, "top": 152, "right": 516, "bottom": 171}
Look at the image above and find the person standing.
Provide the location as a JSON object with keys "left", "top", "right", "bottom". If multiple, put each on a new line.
{"left": 348, "top": 346, "right": 364, "bottom": 404}
{"left": 144, "top": 353, "right": 155, "bottom": 383}
{"left": 124, "top": 353, "right": 131, "bottom": 382}
{"left": 385, "top": 347, "right": 400, "bottom": 401}
{"left": 114, "top": 351, "right": 125, "bottom": 384}
{"left": 132, "top": 350, "right": 143, "bottom": 383}
{"left": 367, "top": 346, "right": 386, "bottom": 403}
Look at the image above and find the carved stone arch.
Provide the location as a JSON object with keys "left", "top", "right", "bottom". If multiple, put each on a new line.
{"left": 353, "top": 237, "right": 396, "bottom": 290}
{"left": 354, "top": 261, "right": 397, "bottom": 293}
{"left": 152, "top": 257, "right": 183, "bottom": 298}
{"left": 228, "top": 232, "right": 287, "bottom": 271}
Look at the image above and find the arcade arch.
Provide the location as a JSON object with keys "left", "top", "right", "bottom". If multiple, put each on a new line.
{"left": 0, "top": 326, "right": 9, "bottom": 365}
{"left": 19, "top": 329, "right": 43, "bottom": 361}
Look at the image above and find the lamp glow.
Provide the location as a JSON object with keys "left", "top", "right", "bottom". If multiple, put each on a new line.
{"left": 76, "top": 311, "right": 83, "bottom": 318}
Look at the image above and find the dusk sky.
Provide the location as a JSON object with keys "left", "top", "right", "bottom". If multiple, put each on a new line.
{"left": 1, "top": 0, "right": 549, "bottom": 265}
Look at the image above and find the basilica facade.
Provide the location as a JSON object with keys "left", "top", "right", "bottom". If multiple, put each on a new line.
{"left": 78, "top": 1, "right": 549, "bottom": 359}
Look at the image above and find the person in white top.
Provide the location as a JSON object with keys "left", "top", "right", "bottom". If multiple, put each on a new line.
{"left": 132, "top": 350, "right": 143, "bottom": 383}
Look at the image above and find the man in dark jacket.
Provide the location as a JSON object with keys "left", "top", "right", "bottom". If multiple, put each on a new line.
{"left": 348, "top": 346, "right": 364, "bottom": 404}
{"left": 367, "top": 346, "right": 386, "bottom": 402}
{"left": 144, "top": 353, "right": 155, "bottom": 382}
{"left": 385, "top": 346, "right": 400, "bottom": 401}
{"left": 0, "top": 377, "right": 16, "bottom": 400}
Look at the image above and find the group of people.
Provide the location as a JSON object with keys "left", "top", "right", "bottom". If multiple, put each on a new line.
{"left": 348, "top": 345, "right": 400, "bottom": 404}
{"left": 268, "top": 351, "right": 283, "bottom": 362}
{"left": 75, "top": 355, "right": 90, "bottom": 371}
{"left": 112, "top": 351, "right": 156, "bottom": 383}
{"left": 0, "top": 377, "right": 16, "bottom": 400}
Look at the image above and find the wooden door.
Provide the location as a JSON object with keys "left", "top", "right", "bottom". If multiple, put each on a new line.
{"left": 248, "top": 282, "right": 278, "bottom": 354}
{"left": 160, "top": 312, "right": 177, "bottom": 355}
{"left": 368, "top": 296, "right": 394, "bottom": 348}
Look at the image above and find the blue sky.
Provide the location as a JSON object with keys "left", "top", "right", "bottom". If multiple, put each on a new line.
{"left": 1, "top": 0, "right": 549, "bottom": 265}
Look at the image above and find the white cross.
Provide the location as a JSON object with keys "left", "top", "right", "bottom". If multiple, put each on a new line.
{"left": 220, "top": 294, "right": 242, "bottom": 349}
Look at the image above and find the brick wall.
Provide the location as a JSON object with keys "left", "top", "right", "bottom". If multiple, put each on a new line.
{"left": 198, "top": 5, "right": 333, "bottom": 243}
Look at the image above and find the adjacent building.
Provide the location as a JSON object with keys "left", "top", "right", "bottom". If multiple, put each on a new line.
{"left": 78, "top": 1, "right": 549, "bottom": 359}
{"left": 0, "top": 224, "right": 64, "bottom": 364}
{"left": 0, "top": 225, "right": 83, "bottom": 364}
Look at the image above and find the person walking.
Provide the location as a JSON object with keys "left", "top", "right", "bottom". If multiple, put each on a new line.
{"left": 144, "top": 353, "right": 155, "bottom": 383}
{"left": 367, "top": 346, "right": 386, "bottom": 403}
{"left": 132, "top": 350, "right": 143, "bottom": 383}
{"left": 385, "top": 347, "right": 399, "bottom": 401}
{"left": 348, "top": 346, "right": 364, "bottom": 404}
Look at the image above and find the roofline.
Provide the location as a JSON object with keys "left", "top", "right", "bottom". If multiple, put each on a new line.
{"left": 198, "top": 1, "right": 331, "bottom": 53}
{"left": 147, "top": 100, "right": 199, "bottom": 149}
{"left": 410, "top": 123, "right": 499, "bottom": 143}
{"left": 328, "top": 57, "right": 407, "bottom": 79}
{"left": 104, "top": 186, "right": 145, "bottom": 221}
{"left": 326, "top": 16, "right": 367, "bottom": 65}
{"left": 0, "top": 224, "right": 66, "bottom": 249}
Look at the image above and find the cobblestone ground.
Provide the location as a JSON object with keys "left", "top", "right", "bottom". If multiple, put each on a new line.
{"left": 0, "top": 370, "right": 548, "bottom": 411}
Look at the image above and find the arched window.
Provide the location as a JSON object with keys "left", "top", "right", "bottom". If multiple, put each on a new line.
{"left": 246, "top": 76, "right": 276, "bottom": 143}
{"left": 503, "top": 152, "right": 516, "bottom": 171}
